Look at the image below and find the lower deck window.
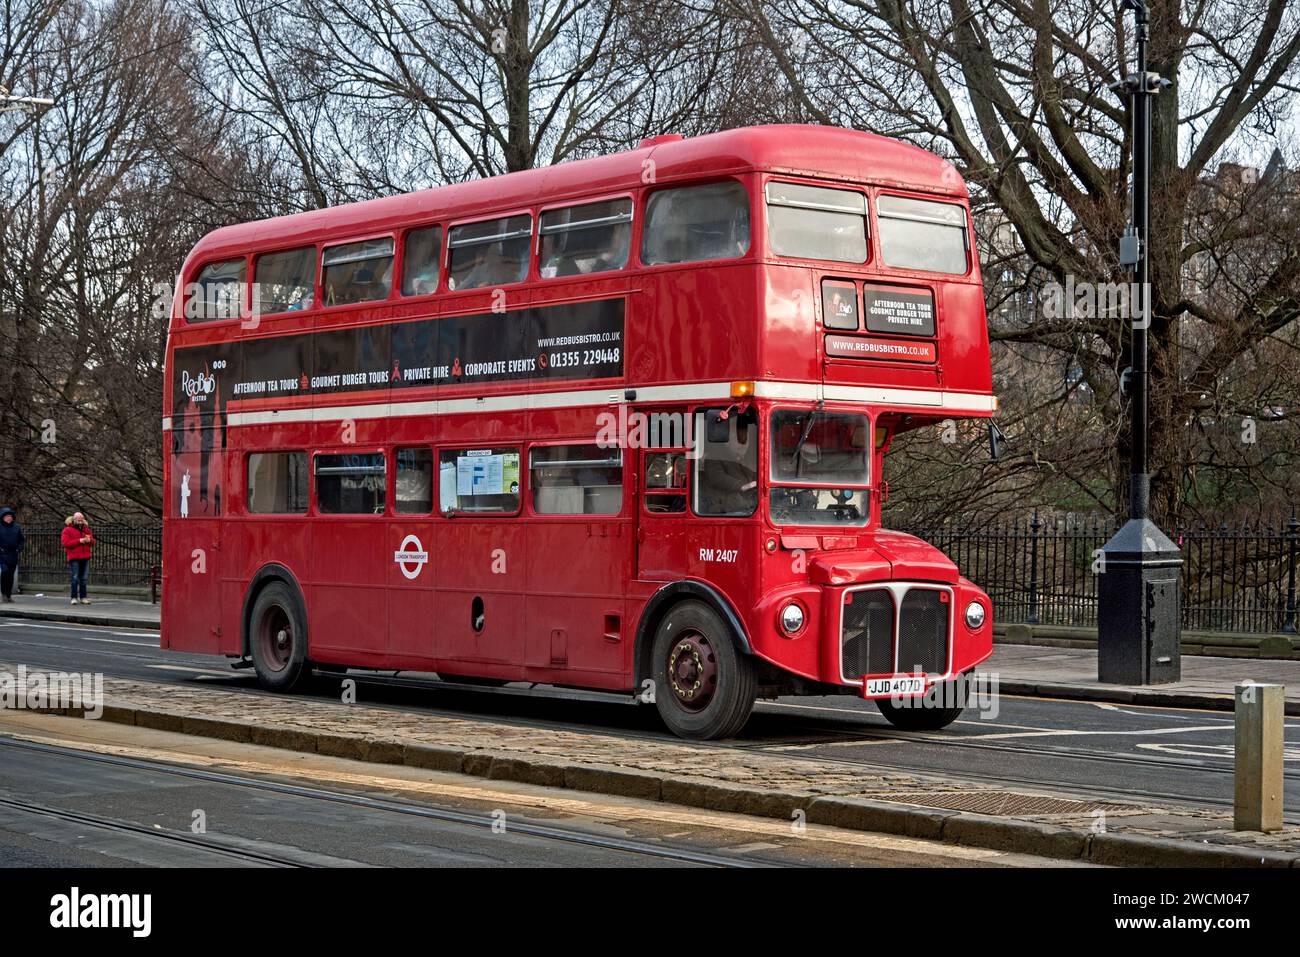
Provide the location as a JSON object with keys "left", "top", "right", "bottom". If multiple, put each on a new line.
{"left": 315, "top": 453, "right": 386, "bottom": 514}
{"left": 530, "top": 444, "right": 623, "bottom": 515}
{"left": 395, "top": 447, "right": 433, "bottom": 514}
{"left": 247, "top": 452, "right": 308, "bottom": 514}
{"left": 440, "top": 448, "right": 521, "bottom": 513}
{"left": 693, "top": 407, "right": 758, "bottom": 517}
{"left": 643, "top": 450, "right": 688, "bottom": 514}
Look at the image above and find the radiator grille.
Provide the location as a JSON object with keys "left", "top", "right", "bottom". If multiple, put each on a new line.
{"left": 840, "top": 586, "right": 951, "bottom": 681}
{"left": 896, "top": 589, "right": 949, "bottom": 674}
{"left": 840, "top": 589, "right": 894, "bottom": 679}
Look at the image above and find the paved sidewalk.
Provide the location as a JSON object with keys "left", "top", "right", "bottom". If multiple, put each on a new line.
{"left": 0, "top": 594, "right": 159, "bottom": 629}
{"left": 988, "top": 644, "right": 1300, "bottom": 712}
{"left": 5, "top": 661, "right": 1296, "bottom": 866}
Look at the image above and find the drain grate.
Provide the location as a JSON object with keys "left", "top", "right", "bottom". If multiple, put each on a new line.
{"left": 875, "top": 791, "right": 1133, "bottom": 816}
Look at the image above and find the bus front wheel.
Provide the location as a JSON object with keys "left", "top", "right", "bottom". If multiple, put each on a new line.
{"left": 249, "top": 581, "right": 308, "bottom": 692}
{"left": 650, "top": 600, "right": 755, "bottom": 740}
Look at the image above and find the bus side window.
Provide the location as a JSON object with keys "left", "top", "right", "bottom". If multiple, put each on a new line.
{"left": 322, "top": 238, "right": 395, "bottom": 306}
{"left": 394, "top": 447, "right": 433, "bottom": 514}
{"left": 315, "top": 452, "right": 386, "bottom": 514}
{"left": 401, "top": 226, "right": 442, "bottom": 296}
{"left": 439, "top": 448, "right": 521, "bottom": 513}
{"left": 693, "top": 407, "right": 758, "bottom": 517}
{"left": 247, "top": 452, "right": 308, "bottom": 514}
{"left": 530, "top": 444, "right": 623, "bottom": 515}
{"left": 256, "top": 245, "right": 316, "bottom": 313}
{"left": 641, "top": 181, "right": 750, "bottom": 266}
{"left": 189, "top": 258, "right": 246, "bottom": 322}
{"left": 538, "top": 199, "right": 632, "bottom": 279}
{"left": 447, "top": 215, "right": 531, "bottom": 290}
{"left": 876, "top": 194, "right": 969, "bottom": 274}
{"left": 767, "top": 182, "right": 868, "bottom": 263}
{"left": 643, "top": 451, "right": 688, "bottom": 514}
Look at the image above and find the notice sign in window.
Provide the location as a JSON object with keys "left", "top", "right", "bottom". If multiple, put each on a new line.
{"left": 862, "top": 283, "right": 935, "bottom": 337}
{"left": 456, "top": 450, "right": 519, "bottom": 497}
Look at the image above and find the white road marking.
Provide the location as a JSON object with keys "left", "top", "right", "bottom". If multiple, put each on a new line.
{"left": 147, "top": 664, "right": 242, "bottom": 678}
{"left": 0, "top": 625, "right": 155, "bottom": 648}
{"left": 761, "top": 699, "right": 1043, "bottom": 732}
{"left": 968, "top": 725, "right": 1230, "bottom": 740}
{"left": 1137, "top": 742, "right": 1300, "bottom": 761}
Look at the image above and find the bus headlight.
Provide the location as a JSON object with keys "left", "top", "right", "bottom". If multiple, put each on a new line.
{"left": 964, "top": 601, "right": 986, "bottom": 630}
{"left": 779, "top": 602, "right": 806, "bottom": 636}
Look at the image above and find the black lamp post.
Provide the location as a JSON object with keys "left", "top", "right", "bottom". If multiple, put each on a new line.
{"left": 1096, "top": 0, "right": 1182, "bottom": 684}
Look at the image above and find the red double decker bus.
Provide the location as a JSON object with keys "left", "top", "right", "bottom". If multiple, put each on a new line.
{"left": 162, "top": 124, "right": 997, "bottom": 740}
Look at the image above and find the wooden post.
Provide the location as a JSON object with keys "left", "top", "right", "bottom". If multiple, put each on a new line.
{"left": 1234, "top": 682, "right": 1284, "bottom": 832}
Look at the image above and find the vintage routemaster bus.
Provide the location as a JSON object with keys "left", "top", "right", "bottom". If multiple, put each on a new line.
{"left": 161, "top": 124, "right": 997, "bottom": 740}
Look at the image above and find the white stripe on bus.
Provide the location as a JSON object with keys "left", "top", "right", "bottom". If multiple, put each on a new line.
{"left": 162, "top": 381, "right": 997, "bottom": 429}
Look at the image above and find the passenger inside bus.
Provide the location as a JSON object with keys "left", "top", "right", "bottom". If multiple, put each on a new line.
{"left": 539, "top": 222, "right": 630, "bottom": 278}
{"left": 452, "top": 242, "right": 525, "bottom": 289}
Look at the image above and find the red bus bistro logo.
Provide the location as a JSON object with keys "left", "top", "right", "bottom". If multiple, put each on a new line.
{"left": 394, "top": 534, "right": 429, "bottom": 580}
{"left": 180, "top": 366, "right": 220, "bottom": 400}
{"left": 50, "top": 888, "right": 151, "bottom": 938}
{"left": 1, "top": 665, "right": 103, "bottom": 718}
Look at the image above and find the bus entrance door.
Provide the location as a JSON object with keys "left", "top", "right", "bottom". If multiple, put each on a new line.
{"left": 636, "top": 443, "right": 692, "bottom": 581}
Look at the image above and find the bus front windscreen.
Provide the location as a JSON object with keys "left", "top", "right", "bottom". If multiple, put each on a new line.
{"left": 769, "top": 410, "right": 870, "bottom": 527}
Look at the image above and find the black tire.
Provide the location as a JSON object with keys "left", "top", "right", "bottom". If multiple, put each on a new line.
{"left": 875, "top": 674, "right": 967, "bottom": 731}
{"left": 650, "top": 600, "right": 755, "bottom": 740}
{"left": 249, "top": 581, "right": 309, "bottom": 692}
{"left": 437, "top": 674, "right": 509, "bottom": 688}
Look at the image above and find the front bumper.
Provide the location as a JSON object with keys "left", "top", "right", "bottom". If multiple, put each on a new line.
{"left": 753, "top": 578, "right": 993, "bottom": 694}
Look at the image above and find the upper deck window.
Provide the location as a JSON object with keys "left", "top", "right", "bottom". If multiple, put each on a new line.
{"left": 322, "top": 238, "right": 394, "bottom": 306}
{"left": 539, "top": 199, "right": 632, "bottom": 279}
{"left": 401, "top": 226, "right": 442, "bottom": 296}
{"left": 255, "top": 246, "right": 316, "bottom": 313}
{"left": 641, "top": 181, "right": 750, "bottom": 265}
{"left": 766, "top": 183, "right": 867, "bottom": 263}
{"left": 877, "top": 195, "right": 968, "bottom": 274}
{"left": 448, "top": 215, "right": 531, "bottom": 290}
{"left": 189, "top": 258, "right": 245, "bottom": 322}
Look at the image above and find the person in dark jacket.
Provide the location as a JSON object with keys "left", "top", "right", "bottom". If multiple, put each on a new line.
{"left": 0, "top": 507, "right": 23, "bottom": 602}
{"left": 61, "top": 512, "right": 95, "bottom": 604}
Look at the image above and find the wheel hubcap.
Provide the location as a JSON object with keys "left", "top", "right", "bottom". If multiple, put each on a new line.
{"left": 666, "top": 631, "right": 717, "bottom": 712}
{"left": 259, "top": 607, "right": 293, "bottom": 672}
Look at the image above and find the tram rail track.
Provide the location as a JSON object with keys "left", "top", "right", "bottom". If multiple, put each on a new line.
{"left": 0, "top": 737, "right": 781, "bottom": 868}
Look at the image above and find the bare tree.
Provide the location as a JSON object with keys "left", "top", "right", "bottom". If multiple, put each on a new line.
{"left": 0, "top": 0, "right": 258, "bottom": 519}
{"left": 192, "top": 0, "right": 767, "bottom": 202}
{"left": 745, "top": 0, "right": 1300, "bottom": 526}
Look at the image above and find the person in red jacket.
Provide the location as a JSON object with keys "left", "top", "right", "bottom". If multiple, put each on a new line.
{"left": 61, "top": 512, "right": 95, "bottom": 605}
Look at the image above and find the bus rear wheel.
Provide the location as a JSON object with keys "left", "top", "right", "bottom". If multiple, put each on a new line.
{"left": 875, "top": 674, "right": 967, "bottom": 731}
{"left": 651, "top": 600, "right": 755, "bottom": 740}
{"left": 249, "top": 581, "right": 308, "bottom": 692}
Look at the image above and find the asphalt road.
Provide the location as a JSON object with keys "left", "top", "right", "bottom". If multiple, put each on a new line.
{"left": 2, "top": 617, "right": 1297, "bottom": 821}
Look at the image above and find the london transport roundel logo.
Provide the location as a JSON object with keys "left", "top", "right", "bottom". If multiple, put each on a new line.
{"left": 393, "top": 534, "right": 429, "bottom": 580}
